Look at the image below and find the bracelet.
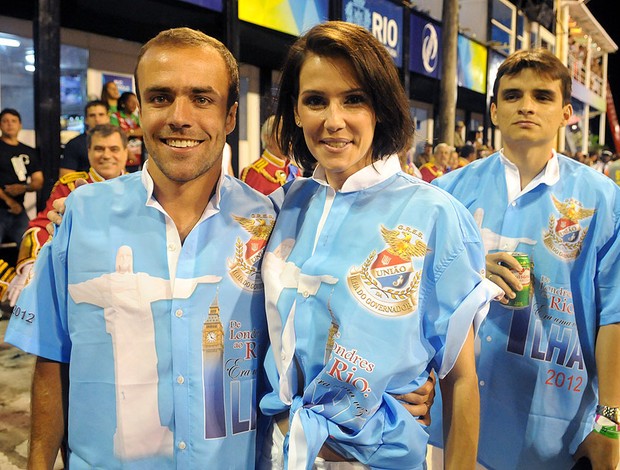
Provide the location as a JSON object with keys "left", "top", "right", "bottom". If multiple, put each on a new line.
{"left": 594, "top": 414, "right": 620, "bottom": 439}
{"left": 596, "top": 404, "right": 620, "bottom": 424}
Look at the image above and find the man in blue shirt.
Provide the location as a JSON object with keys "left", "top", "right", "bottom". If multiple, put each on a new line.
{"left": 430, "top": 48, "right": 620, "bottom": 469}
{"left": 6, "top": 28, "right": 276, "bottom": 469}
{"left": 7, "top": 27, "right": 433, "bottom": 469}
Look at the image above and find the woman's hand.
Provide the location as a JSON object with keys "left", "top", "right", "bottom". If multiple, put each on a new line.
{"left": 391, "top": 371, "right": 437, "bottom": 425}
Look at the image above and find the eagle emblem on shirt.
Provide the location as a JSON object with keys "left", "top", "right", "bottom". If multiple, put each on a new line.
{"left": 228, "top": 213, "right": 275, "bottom": 291}
{"left": 347, "top": 224, "right": 426, "bottom": 317}
{"left": 543, "top": 195, "right": 595, "bottom": 260}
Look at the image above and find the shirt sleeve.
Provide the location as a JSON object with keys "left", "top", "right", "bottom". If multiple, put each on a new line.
{"left": 597, "top": 189, "right": 620, "bottom": 326}
{"left": 4, "top": 203, "right": 73, "bottom": 362}
{"left": 422, "top": 199, "right": 500, "bottom": 379}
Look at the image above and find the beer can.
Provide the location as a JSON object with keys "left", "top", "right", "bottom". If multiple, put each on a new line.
{"left": 505, "top": 252, "right": 531, "bottom": 309}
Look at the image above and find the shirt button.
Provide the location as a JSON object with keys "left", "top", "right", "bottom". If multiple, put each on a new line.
{"left": 302, "top": 291, "right": 309, "bottom": 298}
{"left": 168, "top": 243, "right": 177, "bottom": 252}
{"left": 511, "top": 201, "right": 517, "bottom": 207}
{"left": 479, "top": 380, "right": 486, "bottom": 387}
{"left": 281, "top": 353, "right": 287, "bottom": 362}
{"left": 178, "top": 441, "right": 187, "bottom": 450}
{"left": 486, "top": 336, "right": 492, "bottom": 342}
{"left": 175, "top": 309, "right": 183, "bottom": 318}
{"left": 177, "top": 375, "right": 185, "bottom": 384}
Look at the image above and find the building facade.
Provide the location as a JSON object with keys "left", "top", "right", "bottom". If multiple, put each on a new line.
{"left": 0, "top": 0, "right": 616, "bottom": 200}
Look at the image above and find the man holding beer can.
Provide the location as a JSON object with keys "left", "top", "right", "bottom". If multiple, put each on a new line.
{"left": 428, "top": 48, "right": 620, "bottom": 470}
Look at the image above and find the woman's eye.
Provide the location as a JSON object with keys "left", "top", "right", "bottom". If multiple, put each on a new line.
{"left": 346, "top": 94, "right": 367, "bottom": 105}
{"left": 303, "top": 96, "right": 325, "bottom": 107}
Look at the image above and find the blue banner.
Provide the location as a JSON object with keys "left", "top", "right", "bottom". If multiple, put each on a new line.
{"left": 410, "top": 14, "right": 441, "bottom": 79}
{"left": 342, "top": 0, "right": 403, "bottom": 67}
{"left": 457, "top": 35, "right": 487, "bottom": 94}
{"left": 179, "top": 0, "right": 223, "bottom": 13}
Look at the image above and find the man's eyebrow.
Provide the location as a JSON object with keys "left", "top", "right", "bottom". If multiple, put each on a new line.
{"left": 501, "top": 87, "right": 521, "bottom": 96}
{"left": 142, "top": 86, "right": 219, "bottom": 96}
{"left": 190, "top": 86, "right": 217, "bottom": 94}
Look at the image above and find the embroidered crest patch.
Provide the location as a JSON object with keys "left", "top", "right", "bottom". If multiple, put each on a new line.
{"left": 228, "top": 214, "right": 275, "bottom": 291}
{"left": 543, "top": 195, "right": 595, "bottom": 260}
{"left": 347, "top": 225, "right": 426, "bottom": 316}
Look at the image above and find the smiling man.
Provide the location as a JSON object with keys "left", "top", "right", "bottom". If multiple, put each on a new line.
{"left": 5, "top": 124, "right": 128, "bottom": 306}
{"left": 5, "top": 28, "right": 276, "bottom": 469}
{"left": 429, "top": 48, "right": 620, "bottom": 469}
{"left": 59, "top": 100, "right": 110, "bottom": 177}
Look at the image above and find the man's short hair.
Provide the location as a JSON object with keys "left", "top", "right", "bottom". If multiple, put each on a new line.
{"left": 460, "top": 144, "right": 476, "bottom": 158}
{"left": 87, "top": 124, "right": 128, "bottom": 148}
{"left": 434, "top": 142, "right": 452, "bottom": 154}
{"left": 134, "top": 27, "right": 239, "bottom": 112}
{"left": 492, "top": 48, "right": 572, "bottom": 106}
{"left": 0, "top": 108, "right": 22, "bottom": 122}
{"left": 85, "top": 100, "right": 109, "bottom": 115}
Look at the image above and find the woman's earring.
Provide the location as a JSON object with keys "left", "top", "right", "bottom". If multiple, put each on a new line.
{"left": 295, "top": 118, "right": 302, "bottom": 127}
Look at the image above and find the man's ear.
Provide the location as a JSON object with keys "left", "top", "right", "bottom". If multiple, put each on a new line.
{"left": 560, "top": 103, "right": 574, "bottom": 128}
{"left": 490, "top": 102, "right": 498, "bottom": 127}
{"left": 225, "top": 102, "right": 238, "bottom": 135}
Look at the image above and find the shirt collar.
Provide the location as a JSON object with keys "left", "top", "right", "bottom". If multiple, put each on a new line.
{"left": 141, "top": 158, "right": 224, "bottom": 220}
{"left": 498, "top": 149, "right": 560, "bottom": 203}
{"left": 311, "top": 154, "right": 401, "bottom": 193}
{"left": 262, "top": 148, "right": 288, "bottom": 167}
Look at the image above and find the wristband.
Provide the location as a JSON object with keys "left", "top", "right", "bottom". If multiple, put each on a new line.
{"left": 596, "top": 404, "right": 620, "bottom": 424}
{"left": 594, "top": 414, "right": 620, "bottom": 439}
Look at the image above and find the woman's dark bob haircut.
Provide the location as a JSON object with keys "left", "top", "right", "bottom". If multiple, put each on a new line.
{"left": 273, "top": 21, "right": 413, "bottom": 171}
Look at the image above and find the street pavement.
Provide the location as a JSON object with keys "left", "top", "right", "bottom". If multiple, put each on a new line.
{"left": 0, "top": 306, "right": 63, "bottom": 470}
{"left": 0, "top": 308, "right": 33, "bottom": 470}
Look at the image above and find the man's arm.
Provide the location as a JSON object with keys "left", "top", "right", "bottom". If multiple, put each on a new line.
{"left": 440, "top": 326, "right": 479, "bottom": 470}
{"left": 0, "top": 187, "right": 23, "bottom": 214}
{"left": 574, "top": 323, "right": 620, "bottom": 469}
{"left": 28, "top": 357, "right": 69, "bottom": 470}
{"left": 4, "top": 170, "right": 44, "bottom": 197}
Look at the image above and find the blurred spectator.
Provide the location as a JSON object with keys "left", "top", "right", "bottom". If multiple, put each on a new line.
{"left": 571, "top": 151, "right": 586, "bottom": 164}
{"left": 110, "top": 92, "right": 143, "bottom": 171}
{"left": 599, "top": 149, "right": 613, "bottom": 174}
{"left": 587, "top": 150, "right": 602, "bottom": 171}
{"left": 0, "top": 108, "right": 43, "bottom": 243}
{"left": 454, "top": 120, "right": 465, "bottom": 149}
{"left": 419, "top": 142, "right": 450, "bottom": 183}
{"left": 606, "top": 153, "right": 620, "bottom": 185}
{"left": 240, "top": 115, "right": 300, "bottom": 195}
{"left": 470, "top": 126, "right": 485, "bottom": 150}
{"left": 101, "top": 81, "right": 121, "bottom": 114}
{"left": 458, "top": 144, "right": 477, "bottom": 167}
{"left": 398, "top": 142, "right": 422, "bottom": 178}
{"left": 415, "top": 141, "right": 433, "bottom": 167}
{"left": 60, "top": 100, "right": 110, "bottom": 177}
{"left": 6, "top": 124, "right": 128, "bottom": 306}
{"left": 448, "top": 147, "right": 459, "bottom": 171}
{"left": 477, "top": 145, "right": 491, "bottom": 159}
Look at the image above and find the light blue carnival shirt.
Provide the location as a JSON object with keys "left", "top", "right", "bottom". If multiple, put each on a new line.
{"left": 431, "top": 150, "right": 620, "bottom": 470}
{"left": 6, "top": 161, "right": 277, "bottom": 469}
{"left": 261, "top": 155, "right": 499, "bottom": 469}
